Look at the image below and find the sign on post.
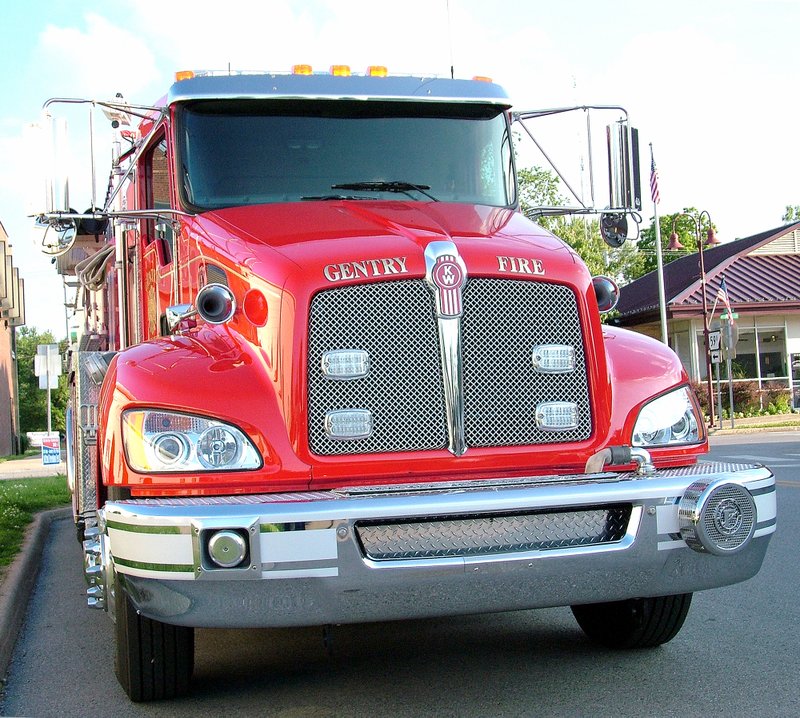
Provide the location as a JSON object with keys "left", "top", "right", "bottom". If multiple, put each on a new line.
{"left": 41, "top": 433, "right": 61, "bottom": 466}
{"left": 35, "top": 344, "right": 61, "bottom": 389}
{"left": 708, "top": 329, "right": 722, "bottom": 365}
{"left": 35, "top": 343, "right": 62, "bottom": 434}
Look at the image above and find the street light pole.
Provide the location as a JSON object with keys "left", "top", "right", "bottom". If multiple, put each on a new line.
{"left": 669, "top": 210, "right": 720, "bottom": 428}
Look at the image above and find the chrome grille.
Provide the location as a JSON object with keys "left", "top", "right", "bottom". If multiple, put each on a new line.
{"left": 356, "top": 505, "right": 632, "bottom": 560}
{"left": 307, "top": 277, "right": 591, "bottom": 455}
{"left": 462, "top": 279, "right": 591, "bottom": 446}
{"left": 307, "top": 280, "right": 447, "bottom": 454}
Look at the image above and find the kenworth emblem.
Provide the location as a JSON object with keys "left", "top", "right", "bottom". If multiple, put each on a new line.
{"left": 425, "top": 243, "right": 467, "bottom": 318}
{"left": 425, "top": 242, "right": 468, "bottom": 455}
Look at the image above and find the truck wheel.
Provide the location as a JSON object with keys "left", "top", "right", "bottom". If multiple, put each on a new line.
{"left": 115, "top": 587, "right": 194, "bottom": 701}
{"left": 571, "top": 593, "right": 692, "bottom": 649}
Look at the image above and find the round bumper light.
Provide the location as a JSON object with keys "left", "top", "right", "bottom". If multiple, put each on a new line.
{"left": 207, "top": 529, "right": 248, "bottom": 568}
{"left": 679, "top": 479, "right": 756, "bottom": 555}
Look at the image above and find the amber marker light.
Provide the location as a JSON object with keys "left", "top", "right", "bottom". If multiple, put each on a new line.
{"left": 366, "top": 65, "right": 388, "bottom": 77}
{"left": 292, "top": 64, "right": 313, "bottom": 75}
{"left": 472, "top": 75, "right": 493, "bottom": 83}
{"left": 243, "top": 289, "right": 268, "bottom": 327}
{"left": 330, "top": 65, "right": 351, "bottom": 76}
{"left": 175, "top": 70, "right": 195, "bottom": 82}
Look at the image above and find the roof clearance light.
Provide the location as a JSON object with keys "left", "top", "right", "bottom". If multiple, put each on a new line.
{"left": 293, "top": 64, "right": 313, "bottom": 75}
{"left": 472, "top": 75, "right": 493, "bottom": 83}
{"left": 367, "top": 65, "right": 388, "bottom": 77}
{"left": 175, "top": 70, "right": 195, "bottom": 82}
{"left": 330, "top": 65, "right": 351, "bottom": 77}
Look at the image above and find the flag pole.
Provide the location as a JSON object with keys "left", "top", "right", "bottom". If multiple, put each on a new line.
{"left": 650, "top": 144, "right": 669, "bottom": 344}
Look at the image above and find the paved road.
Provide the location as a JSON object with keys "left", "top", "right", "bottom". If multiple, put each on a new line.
{"left": 1, "top": 435, "right": 798, "bottom": 717}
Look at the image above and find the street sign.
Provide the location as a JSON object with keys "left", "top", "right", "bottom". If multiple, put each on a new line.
{"left": 708, "top": 329, "right": 722, "bottom": 352}
{"left": 35, "top": 344, "right": 61, "bottom": 390}
{"left": 722, "top": 320, "right": 739, "bottom": 360}
{"left": 710, "top": 350, "right": 722, "bottom": 364}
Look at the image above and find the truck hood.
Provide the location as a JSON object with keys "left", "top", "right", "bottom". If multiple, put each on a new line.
{"left": 201, "top": 201, "right": 581, "bottom": 284}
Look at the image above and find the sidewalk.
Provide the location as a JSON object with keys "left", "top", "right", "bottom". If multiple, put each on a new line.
{"left": 708, "top": 412, "right": 800, "bottom": 435}
{"left": 0, "top": 455, "right": 66, "bottom": 480}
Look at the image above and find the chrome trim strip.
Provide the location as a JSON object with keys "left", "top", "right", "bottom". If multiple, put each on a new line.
{"left": 425, "top": 241, "right": 468, "bottom": 456}
{"left": 438, "top": 317, "right": 466, "bottom": 455}
{"left": 105, "top": 464, "right": 773, "bottom": 524}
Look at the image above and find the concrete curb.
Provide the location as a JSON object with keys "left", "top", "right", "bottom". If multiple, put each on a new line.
{"left": 0, "top": 506, "right": 72, "bottom": 685}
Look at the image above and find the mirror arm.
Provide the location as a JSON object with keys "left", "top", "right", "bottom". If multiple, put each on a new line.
{"left": 515, "top": 120, "right": 588, "bottom": 210}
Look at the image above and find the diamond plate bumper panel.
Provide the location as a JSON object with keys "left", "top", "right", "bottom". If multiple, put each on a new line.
{"left": 356, "top": 506, "right": 631, "bottom": 559}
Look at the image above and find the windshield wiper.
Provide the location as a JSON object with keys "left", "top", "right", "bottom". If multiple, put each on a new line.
{"left": 301, "top": 194, "right": 380, "bottom": 201}
{"left": 331, "top": 181, "right": 438, "bottom": 202}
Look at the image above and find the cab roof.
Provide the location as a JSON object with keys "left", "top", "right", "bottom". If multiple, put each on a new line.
{"left": 167, "top": 72, "right": 512, "bottom": 107}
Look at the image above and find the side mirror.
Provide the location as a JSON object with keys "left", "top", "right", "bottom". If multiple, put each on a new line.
{"left": 607, "top": 123, "right": 641, "bottom": 215}
{"left": 600, "top": 213, "right": 628, "bottom": 248}
{"left": 39, "top": 217, "right": 78, "bottom": 256}
{"left": 45, "top": 115, "right": 72, "bottom": 214}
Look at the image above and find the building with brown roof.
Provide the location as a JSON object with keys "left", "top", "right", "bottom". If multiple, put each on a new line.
{"left": 615, "top": 221, "right": 800, "bottom": 409}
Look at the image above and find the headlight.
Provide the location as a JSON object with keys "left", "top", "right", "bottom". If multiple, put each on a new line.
{"left": 122, "top": 410, "right": 262, "bottom": 472}
{"left": 632, "top": 387, "right": 701, "bottom": 447}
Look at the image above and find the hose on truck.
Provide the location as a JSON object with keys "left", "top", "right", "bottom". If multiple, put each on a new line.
{"left": 74, "top": 244, "right": 115, "bottom": 291}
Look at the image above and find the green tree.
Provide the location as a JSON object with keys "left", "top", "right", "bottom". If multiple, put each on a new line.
{"left": 636, "top": 208, "right": 713, "bottom": 277}
{"left": 517, "top": 165, "right": 644, "bottom": 283}
{"left": 555, "top": 216, "right": 644, "bottom": 282}
{"left": 517, "top": 166, "right": 564, "bottom": 232}
{"left": 15, "top": 327, "right": 69, "bottom": 435}
{"left": 782, "top": 205, "right": 800, "bottom": 223}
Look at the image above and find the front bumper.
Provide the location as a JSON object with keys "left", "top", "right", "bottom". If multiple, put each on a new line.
{"left": 96, "top": 461, "right": 776, "bottom": 628}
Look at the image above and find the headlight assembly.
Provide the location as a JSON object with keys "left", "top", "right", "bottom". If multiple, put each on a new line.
{"left": 632, "top": 386, "right": 702, "bottom": 448}
{"left": 122, "top": 409, "right": 262, "bottom": 472}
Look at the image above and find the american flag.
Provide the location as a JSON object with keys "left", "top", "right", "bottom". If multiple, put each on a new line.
{"left": 716, "top": 276, "right": 733, "bottom": 316}
{"left": 650, "top": 154, "right": 660, "bottom": 205}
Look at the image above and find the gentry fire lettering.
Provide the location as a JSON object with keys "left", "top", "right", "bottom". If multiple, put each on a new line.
{"left": 323, "top": 256, "right": 409, "bottom": 282}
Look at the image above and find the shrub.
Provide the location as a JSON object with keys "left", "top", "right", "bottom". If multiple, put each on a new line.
{"left": 762, "top": 382, "right": 792, "bottom": 414}
{"left": 692, "top": 380, "right": 761, "bottom": 416}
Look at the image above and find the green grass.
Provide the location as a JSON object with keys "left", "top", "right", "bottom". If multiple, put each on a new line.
{"left": 0, "top": 476, "right": 71, "bottom": 568}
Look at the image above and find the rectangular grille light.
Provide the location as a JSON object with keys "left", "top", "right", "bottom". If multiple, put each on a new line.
{"left": 536, "top": 402, "right": 579, "bottom": 431}
{"left": 321, "top": 349, "right": 370, "bottom": 380}
{"left": 532, "top": 345, "right": 575, "bottom": 374}
{"left": 324, "top": 409, "right": 373, "bottom": 440}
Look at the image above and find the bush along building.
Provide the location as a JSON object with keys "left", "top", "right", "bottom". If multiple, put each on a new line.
{"left": 616, "top": 221, "right": 800, "bottom": 414}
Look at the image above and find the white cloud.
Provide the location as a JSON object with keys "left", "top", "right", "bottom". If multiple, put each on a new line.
{"left": 37, "top": 13, "right": 160, "bottom": 97}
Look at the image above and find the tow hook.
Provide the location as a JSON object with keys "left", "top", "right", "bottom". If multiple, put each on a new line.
{"left": 584, "top": 445, "right": 655, "bottom": 476}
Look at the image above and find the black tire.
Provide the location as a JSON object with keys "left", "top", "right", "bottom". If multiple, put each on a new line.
{"left": 115, "top": 586, "right": 195, "bottom": 701}
{"left": 571, "top": 593, "right": 692, "bottom": 649}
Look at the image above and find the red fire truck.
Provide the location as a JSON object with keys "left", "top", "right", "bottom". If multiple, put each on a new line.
{"left": 35, "top": 67, "right": 775, "bottom": 702}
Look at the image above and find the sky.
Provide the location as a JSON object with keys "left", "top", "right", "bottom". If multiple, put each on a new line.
{"left": 1, "top": 0, "right": 798, "bottom": 339}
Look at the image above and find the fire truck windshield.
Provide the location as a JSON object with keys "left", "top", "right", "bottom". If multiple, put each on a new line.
{"left": 176, "top": 100, "right": 514, "bottom": 210}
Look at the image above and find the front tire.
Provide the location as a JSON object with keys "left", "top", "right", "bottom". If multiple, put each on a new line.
{"left": 571, "top": 593, "right": 692, "bottom": 649}
{"left": 115, "top": 585, "right": 195, "bottom": 701}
